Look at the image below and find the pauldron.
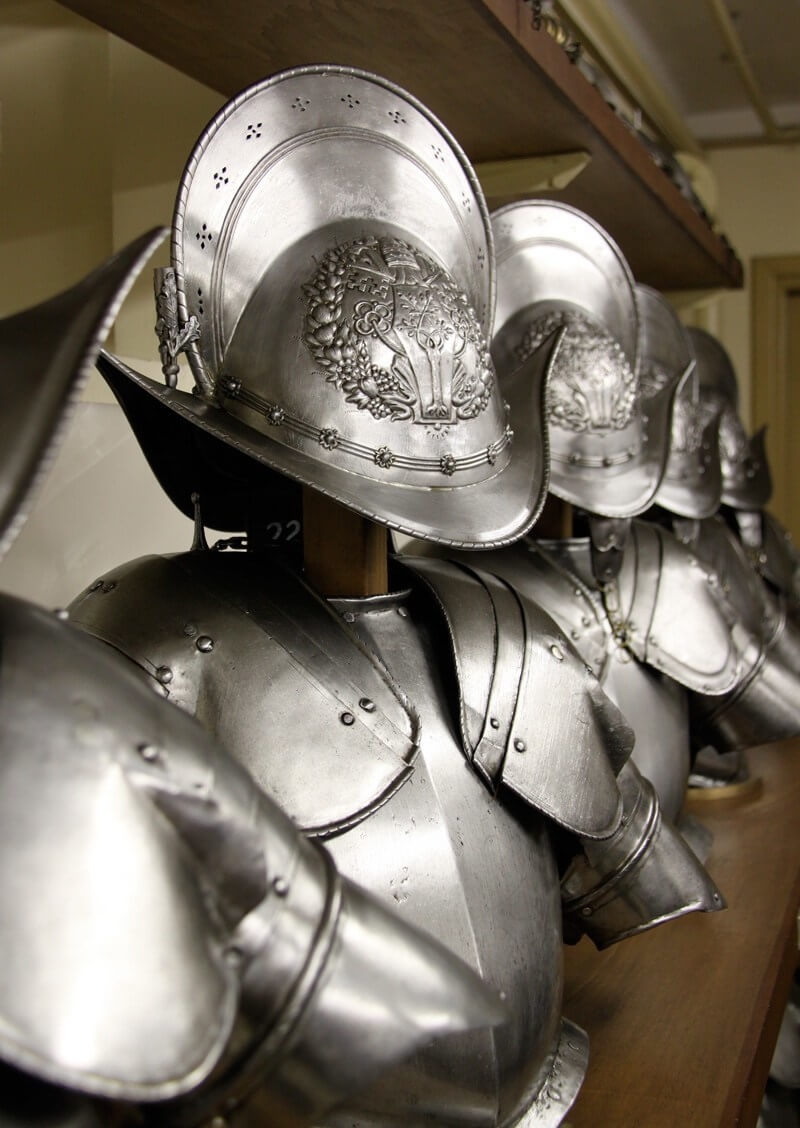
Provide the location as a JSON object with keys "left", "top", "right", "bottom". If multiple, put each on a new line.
{"left": 68, "top": 552, "right": 417, "bottom": 838}
{"left": 398, "top": 555, "right": 629, "bottom": 839}
{"left": 609, "top": 520, "right": 745, "bottom": 694}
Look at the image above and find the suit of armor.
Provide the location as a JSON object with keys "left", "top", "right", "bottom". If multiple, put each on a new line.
{"left": 0, "top": 235, "right": 511, "bottom": 1126}
{"left": 63, "top": 68, "right": 722, "bottom": 1126}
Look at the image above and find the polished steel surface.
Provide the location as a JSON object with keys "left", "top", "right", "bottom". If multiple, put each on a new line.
{"left": 637, "top": 286, "right": 723, "bottom": 520}
{"left": 562, "top": 761, "right": 725, "bottom": 950}
{"left": 324, "top": 586, "right": 580, "bottom": 1127}
{"left": 0, "top": 594, "right": 504, "bottom": 1125}
{"left": 0, "top": 229, "right": 166, "bottom": 558}
{"left": 399, "top": 554, "right": 629, "bottom": 838}
{"left": 491, "top": 202, "right": 678, "bottom": 518}
{"left": 68, "top": 552, "right": 417, "bottom": 838}
{"left": 613, "top": 520, "right": 745, "bottom": 694}
{"left": 70, "top": 553, "right": 590, "bottom": 1126}
{"left": 97, "top": 67, "right": 566, "bottom": 549}
{"left": 417, "top": 536, "right": 692, "bottom": 823}
{"left": 689, "top": 327, "right": 772, "bottom": 510}
{"left": 678, "top": 516, "right": 800, "bottom": 753}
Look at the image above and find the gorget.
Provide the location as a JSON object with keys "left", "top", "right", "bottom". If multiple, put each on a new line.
{"left": 69, "top": 552, "right": 604, "bottom": 1126}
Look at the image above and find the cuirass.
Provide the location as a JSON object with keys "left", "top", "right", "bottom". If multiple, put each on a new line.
{"left": 69, "top": 553, "right": 587, "bottom": 1127}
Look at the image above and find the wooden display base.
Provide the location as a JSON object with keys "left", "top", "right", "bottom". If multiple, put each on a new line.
{"left": 685, "top": 773, "right": 764, "bottom": 808}
{"left": 563, "top": 739, "right": 800, "bottom": 1128}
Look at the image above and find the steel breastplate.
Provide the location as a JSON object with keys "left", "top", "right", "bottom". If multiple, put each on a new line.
{"left": 69, "top": 553, "right": 587, "bottom": 1126}
{"left": 69, "top": 552, "right": 417, "bottom": 838}
{"left": 320, "top": 588, "right": 583, "bottom": 1128}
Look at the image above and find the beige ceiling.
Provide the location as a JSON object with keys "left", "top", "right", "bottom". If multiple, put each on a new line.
{"left": 604, "top": 0, "right": 800, "bottom": 143}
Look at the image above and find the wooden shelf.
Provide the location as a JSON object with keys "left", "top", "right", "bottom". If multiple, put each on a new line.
{"left": 564, "top": 739, "right": 800, "bottom": 1128}
{"left": 57, "top": 0, "right": 742, "bottom": 291}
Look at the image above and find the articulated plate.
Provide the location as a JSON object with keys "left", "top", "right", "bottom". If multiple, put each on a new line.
{"left": 613, "top": 520, "right": 744, "bottom": 694}
{"left": 68, "top": 552, "right": 417, "bottom": 837}
{"left": 692, "top": 606, "right": 800, "bottom": 753}
{"left": 399, "top": 555, "right": 628, "bottom": 839}
{"left": 562, "top": 761, "right": 724, "bottom": 949}
{"left": 686, "top": 516, "right": 782, "bottom": 642}
{"left": 758, "top": 511, "right": 800, "bottom": 605}
{"left": 0, "top": 594, "right": 237, "bottom": 1102}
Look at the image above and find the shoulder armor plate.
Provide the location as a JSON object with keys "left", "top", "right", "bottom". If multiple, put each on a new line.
{"left": 690, "top": 516, "right": 781, "bottom": 642}
{"left": 68, "top": 553, "right": 417, "bottom": 837}
{"left": 0, "top": 594, "right": 236, "bottom": 1101}
{"left": 613, "top": 521, "right": 744, "bottom": 694}
{"left": 399, "top": 556, "right": 628, "bottom": 839}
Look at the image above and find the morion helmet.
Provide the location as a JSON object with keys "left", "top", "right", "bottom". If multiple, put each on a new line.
{"left": 98, "top": 66, "right": 561, "bottom": 548}
{"left": 492, "top": 201, "right": 682, "bottom": 518}
{"left": 689, "top": 327, "right": 772, "bottom": 510}
{"left": 638, "top": 286, "right": 722, "bottom": 519}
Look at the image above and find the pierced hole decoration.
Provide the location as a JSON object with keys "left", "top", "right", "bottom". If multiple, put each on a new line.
{"left": 461, "top": 193, "right": 473, "bottom": 213}
{"left": 388, "top": 109, "right": 407, "bottom": 124}
{"left": 195, "top": 223, "right": 214, "bottom": 252}
{"left": 431, "top": 144, "right": 445, "bottom": 162}
{"left": 291, "top": 96, "right": 311, "bottom": 112}
{"left": 341, "top": 93, "right": 360, "bottom": 109}
{"left": 245, "top": 122, "right": 263, "bottom": 140}
{"left": 197, "top": 287, "right": 204, "bottom": 316}
{"left": 213, "top": 166, "right": 230, "bottom": 189}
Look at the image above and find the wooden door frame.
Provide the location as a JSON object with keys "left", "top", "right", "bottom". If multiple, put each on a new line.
{"left": 751, "top": 254, "right": 800, "bottom": 526}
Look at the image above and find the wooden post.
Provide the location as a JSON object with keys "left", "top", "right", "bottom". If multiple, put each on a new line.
{"left": 535, "top": 493, "right": 574, "bottom": 539}
{"left": 302, "top": 487, "right": 389, "bottom": 598}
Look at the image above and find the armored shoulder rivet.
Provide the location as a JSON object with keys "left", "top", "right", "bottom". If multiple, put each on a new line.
{"left": 343, "top": 611, "right": 356, "bottom": 623}
{"left": 574, "top": 587, "right": 583, "bottom": 597}
{"left": 196, "top": 635, "right": 215, "bottom": 652}
{"left": 513, "top": 738, "right": 526, "bottom": 753}
{"left": 272, "top": 875, "right": 290, "bottom": 897}
{"left": 54, "top": 608, "right": 69, "bottom": 620}
{"left": 359, "top": 697, "right": 376, "bottom": 712}
{"left": 155, "top": 665, "right": 173, "bottom": 685}
{"left": 549, "top": 644, "right": 564, "bottom": 662}
{"left": 341, "top": 711, "right": 356, "bottom": 726}
{"left": 581, "top": 615, "right": 592, "bottom": 627}
{"left": 397, "top": 606, "right": 409, "bottom": 618}
{"left": 137, "top": 742, "right": 160, "bottom": 763}
{"left": 571, "top": 630, "right": 580, "bottom": 641}
{"left": 581, "top": 905, "right": 593, "bottom": 917}
{"left": 490, "top": 716, "right": 500, "bottom": 729}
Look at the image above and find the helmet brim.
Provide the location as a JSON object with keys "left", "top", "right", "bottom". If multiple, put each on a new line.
{"left": 97, "top": 328, "right": 560, "bottom": 550}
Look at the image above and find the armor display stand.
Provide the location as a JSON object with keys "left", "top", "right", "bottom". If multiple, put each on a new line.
{"left": 303, "top": 487, "right": 388, "bottom": 598}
